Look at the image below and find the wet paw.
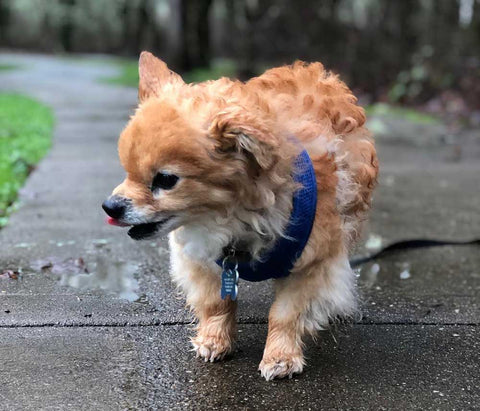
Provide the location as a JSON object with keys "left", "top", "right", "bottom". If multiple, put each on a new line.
{"left": 258, "top": 354, "right": 304, "bottom": 381}
{"left": 191, "top": 335, "right": 233, "bottom": 362}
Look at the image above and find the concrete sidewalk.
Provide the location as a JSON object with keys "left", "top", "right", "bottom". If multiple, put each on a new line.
{"left": 0, "top": 53, "right": 478, "bottom": 410}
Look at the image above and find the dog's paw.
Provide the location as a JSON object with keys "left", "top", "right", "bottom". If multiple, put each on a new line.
{"left": 258, "top": 354, "right": 304, "bottom": 381}
{"left": 191, "top": 335, "right": 233, "bottom": 362}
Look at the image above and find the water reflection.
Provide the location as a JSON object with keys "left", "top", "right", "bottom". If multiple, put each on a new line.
{"left": 60, "top": 256, "right": 139, "bottom": 301}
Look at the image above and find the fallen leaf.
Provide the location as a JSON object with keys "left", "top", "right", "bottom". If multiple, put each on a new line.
{"left": 0, "top": 270, "right": 19, "bottom": 280}
{"left": 30, "top": 257, "right": 88, "bottom": 275}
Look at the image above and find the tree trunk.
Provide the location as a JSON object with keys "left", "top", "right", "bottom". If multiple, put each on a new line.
{"left": 60, "top": 0, "right": 76, "bottom": 52}
{"left": 238, "top": 0, "right": 272, "bottom": 79}
{"left": 179, "top": 0, "right": 213, "bottom": 71}
{"left": 120, "top": 1, "right": 135, "bottom": 55}
{"left": 0, "top": 0, "right": 10, "bottom": 46}
{"left": 134, "top": 0, "right": 150, "bottom": 55}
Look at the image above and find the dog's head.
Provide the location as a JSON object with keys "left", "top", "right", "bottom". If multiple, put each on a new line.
{"left": 102, "top": 52, "right": 289, "bottom": 241}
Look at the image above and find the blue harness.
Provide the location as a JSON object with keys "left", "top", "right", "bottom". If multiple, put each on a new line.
{"left": 218, "top": 148, "right": 317, "bottom": 298}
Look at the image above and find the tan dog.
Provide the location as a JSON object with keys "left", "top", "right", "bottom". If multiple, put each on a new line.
{"left": 103, "top": 52, "right": 378, "bottom": 380}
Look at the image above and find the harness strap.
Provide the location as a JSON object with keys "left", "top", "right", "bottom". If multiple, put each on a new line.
{"left": 217, "top": 148, "right": 318, "bottom": 282}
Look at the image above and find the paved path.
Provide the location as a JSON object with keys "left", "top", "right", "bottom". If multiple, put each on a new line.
{"left": 0, "top": 53, "right": 479, "bottom": 410}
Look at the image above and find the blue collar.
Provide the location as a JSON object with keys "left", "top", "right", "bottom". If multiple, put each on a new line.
{"left": 218, "top": 148, "right": 317, "bottom": 282}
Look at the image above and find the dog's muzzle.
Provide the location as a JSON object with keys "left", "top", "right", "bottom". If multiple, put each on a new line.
{"left": 102, "top": 195, "right": 129, "bottom": 220}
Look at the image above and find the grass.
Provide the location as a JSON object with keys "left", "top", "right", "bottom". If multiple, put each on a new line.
{"left": 103, "top": 58, "right": 139, "bottom": 87}
{"left": 0, "top": 63, "right": 19, "bottom": 72}
{"left": 365, "top": 102, "right": 440, "bottom": 125}
{"left": 183, "top": 59, "right": 237, "bottom": 83}
{"left": 0, "top": 94, "right": 54, "bottom": 227}
{"left": 103, "top": 58, "right": 238, "bottom": 87}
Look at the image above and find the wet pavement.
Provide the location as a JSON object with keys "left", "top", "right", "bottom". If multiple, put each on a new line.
{"left": 0, "top": 53, "right": 479, "bottom": 410}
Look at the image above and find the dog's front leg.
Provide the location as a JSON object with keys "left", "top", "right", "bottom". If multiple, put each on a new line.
{"left": 259, "top": 254, "right": 356, "bottom": 380}
{"left": 259, "top": 275, "right": 307, "bottom": 380}
{"left": 169, "top": 236, "right": 237, "bottom": 362}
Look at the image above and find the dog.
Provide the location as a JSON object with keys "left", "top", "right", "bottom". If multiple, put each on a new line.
{"left": 102, "top": 51, "right": 378, "bottom": 380}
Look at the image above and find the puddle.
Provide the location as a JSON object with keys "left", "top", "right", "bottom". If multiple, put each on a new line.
{"left": 60, "top": 257, "right": 139, "bottom": 301}
{"left": 360, "top": 263, "right": 381, "bottom": 288}
{"left": 399, "top": 263, "right": 411, "bottom": 280}
{"left": 365, "top": 234, "right": 383, "bottom": 251}
{"left": 31, "top": 257, "right": 88, "bottom": 275}
{"left": 14, "top": 242, "right": 35, "bottom": 249}
{"left": 92, "top": 238, "right": 109, "bottom": 247}
{"left": 47, "top": 239, "right": 76, "bottom": 247}
{"left": 31, "top": 255, "right": 139, "bottom": 301}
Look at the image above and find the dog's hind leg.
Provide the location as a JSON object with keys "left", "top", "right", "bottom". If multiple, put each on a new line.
{"left": 169, "top": 235, "right": 237, "bottom": 362}
{"left": 259, "top": 253, "right": 357, "bottom": 380}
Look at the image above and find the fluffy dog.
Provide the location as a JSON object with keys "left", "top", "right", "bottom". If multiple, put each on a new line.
{"left": 103, "top": 52, "right": 378, "bottom": 380}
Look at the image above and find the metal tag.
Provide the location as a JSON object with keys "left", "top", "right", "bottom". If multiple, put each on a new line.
{"left": 221, "top": 255, "right": 239, "bottom": 300}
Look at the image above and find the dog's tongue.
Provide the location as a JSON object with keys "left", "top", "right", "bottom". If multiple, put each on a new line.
{"left": 105, "top": 217, "right": 130, "bottom": 227}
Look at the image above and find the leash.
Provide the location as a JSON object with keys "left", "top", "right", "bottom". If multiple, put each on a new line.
{"left": 349, "top": 238, "right": 480, "bottom": 268}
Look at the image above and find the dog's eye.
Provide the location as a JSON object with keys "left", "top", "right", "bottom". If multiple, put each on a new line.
{"left": 151, "top": 172, "right": 179, "bottom": 191}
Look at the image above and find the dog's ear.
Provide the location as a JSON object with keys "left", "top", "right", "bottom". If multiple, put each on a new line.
{"left": 138, "top": 51, "right": 184, "bottom": 102}
{"left": 209, "top": 107, "right": 278, "bottom": 170}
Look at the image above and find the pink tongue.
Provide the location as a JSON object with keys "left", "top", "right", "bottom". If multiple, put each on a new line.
{"left": 106, "top": 217, "right": 130, "bottom": 227}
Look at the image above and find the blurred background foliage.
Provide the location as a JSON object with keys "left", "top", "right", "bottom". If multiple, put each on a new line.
{"left": 1, "top": 0, "right": 479, "bottom": 124}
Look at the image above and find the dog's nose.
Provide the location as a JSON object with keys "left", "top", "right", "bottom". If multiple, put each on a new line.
{"left": 102, "top": 196, "right": 128, "bottom": 219}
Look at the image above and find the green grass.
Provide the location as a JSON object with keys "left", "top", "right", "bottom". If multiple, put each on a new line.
{"left": 0, "top": 63, "right": 19, "bottom": 72}
{"left": 365, "top": 103, "right": 440, "bottom": 125}
{"left": 183, "top": 59, "right": 237, "bottom": 83}
{"left": 0, "top": 94, "right": 54, "bottom": 227}
{"left": 103, "top": 58, "right": 139, "bottom": 87}
{"left": 103, "top": 58, "right": 238, "bottom": 87}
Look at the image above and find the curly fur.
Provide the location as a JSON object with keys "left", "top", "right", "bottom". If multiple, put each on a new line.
{"left": 106, "top": 52, "right": 379, "bottom": 381}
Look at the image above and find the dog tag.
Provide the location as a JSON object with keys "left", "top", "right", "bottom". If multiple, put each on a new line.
{"left": 221, "top": 267, "right": 239, "bottom": 301}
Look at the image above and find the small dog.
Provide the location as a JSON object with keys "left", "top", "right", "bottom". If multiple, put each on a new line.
{"left": 103, "top": 52, "right": 378, "bottom": 380}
